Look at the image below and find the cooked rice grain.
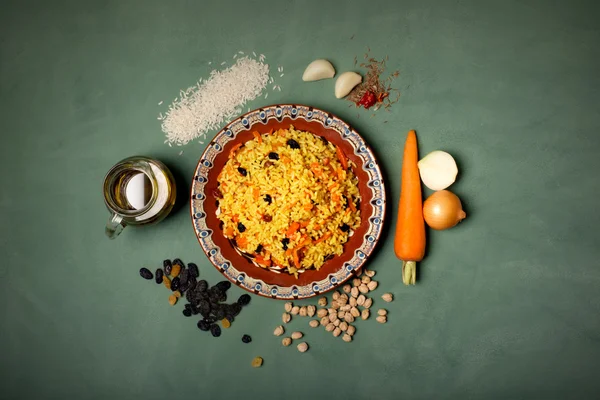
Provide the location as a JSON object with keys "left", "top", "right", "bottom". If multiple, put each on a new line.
{"left": 216, "top": 126, "right": 361, "bottom": 277}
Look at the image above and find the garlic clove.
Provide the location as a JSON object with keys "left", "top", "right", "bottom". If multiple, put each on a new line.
{"left": 302, "top": 59, "right": 336, "bottom": 81}
{"left": 417, "top": 151, "right": 458, "bottom": 191}
{"left": 335, "top": 72, "right": 362, "bottom": 99}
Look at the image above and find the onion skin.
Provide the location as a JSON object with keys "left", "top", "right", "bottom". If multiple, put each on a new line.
{"left": 423, "top": 190, "right": 466, "bottom": 230}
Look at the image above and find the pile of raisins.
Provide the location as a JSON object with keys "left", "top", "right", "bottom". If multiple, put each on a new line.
{"left": 140, "top": 259, "right": 252, "bottom": 338}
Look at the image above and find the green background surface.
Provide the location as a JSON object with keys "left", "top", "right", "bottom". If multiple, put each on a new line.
{"left": 1, "top": 0, "right": 599, "bottom": 399}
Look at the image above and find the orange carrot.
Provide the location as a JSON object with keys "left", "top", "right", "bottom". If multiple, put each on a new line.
{"left": 236, "top": 236, "right": 248, "bottom": 248}
{"left": 286, "top": 222, "right": 300, "bottom": 237}
{"left": 252, "top": 131, "right": 262, "bottom": 143}
{"left": 224, "top": 226, "right": 234, "bottom": 237}
{"left": 348, "top": 197, "right": 357, "bottom": 212}
{"left": 314, "top": 232, "right": 332, "bottom": 244}
{"left": 253, "top": 188, "right": 260, "bottom": 201}
{"left": 297, "top": 235, "right": 311, "bottom": 248}
{"left": 229, "top": 143, "right": 242, "bottom": 158}
{"left": 292, "top": 249, "right": 300, "bottom": 268}
{"left": 323, "top": 158, "right": 330, "bottom": 165}
{"left": 394, "top": 130, "right": 426, "bottom": 285}
{"left": 336, "top": 145, "right": 348, "bottom": 170}
{"left": 254, "top": 255, "right": 271, "bottom": 267}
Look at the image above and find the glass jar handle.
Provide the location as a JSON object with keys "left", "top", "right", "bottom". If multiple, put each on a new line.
{"left": 105, "top": 212, "right": 126, "bottom": 239}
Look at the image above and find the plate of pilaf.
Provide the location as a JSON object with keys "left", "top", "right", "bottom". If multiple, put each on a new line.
{"left": 191, "top": 105, "right": 386, "bottom": 299}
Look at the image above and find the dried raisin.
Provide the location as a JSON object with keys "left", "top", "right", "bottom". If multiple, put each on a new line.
{"left": 199, "top": 300, "right": 211, "bottom": 316}
{"left": 255, "top": 244, "right": 263, "bottom": 253}
{"left": 171, "top": 264, "right": 181, "bottom": 278}
{"left": 251, "top": 356, "right": 263, "bottom": 367}
{"left": 237, "top": 294, "right": 251, "bottom": 306}
{"left": 210, "top": 324, "right": 221, "bottom": 337}
{"left": 215, "top": 308, "right": 226, "bottom": 320}
{"left": 197, "top": 320, "right": 210, "bottom": 331}
{"left": 182, "top": 309, "right": 192, "bottom": 317}
{"left": 171, "top": 277, "right": 180, "bottom": 291}
{"left": 242, "top": 334, "right": 252, "bottom": 343}
{"left": 237, "top": 222, "right": 246, "bottom": 233}
{"left": 340, "top": 223, "right": 350, "bottom": 232}
{"left": 268, "top": 152, "right": 279, "bottom": 160}
{"left": 263, "top": 194, "right": 272, "bottom": 204}
{"left": 139, "top": 268, "right": 153, "bottom": 280}
{"left": 262, "top": 214, "right": 272, "bottom": 222}
{"left": 196, "top": 280, "right": 208, "bottom": 292}
{"left": 221, "top": 318, "right": 231, "bottom": 329}
{"left": 216, "top": 281, "right": 231, "bottom": 292}
{"left": 229, "top": 303, "right": 242, "bottom": 316}
{"left": 155, "top": 268, "right": 164, "bottom": 284}
{"left": 188, "top": 263, "right": 199, "bottom": 278}
{"left": 163, "top": 276, "right": 171, "bottom": 289}
{"left": 179, "top": 269, "right": 189, "bottom": 286}
{"left": 281, "top": 238, "right": 290, "bottom": 250}
{"left": 286, "top": 139, "right": 300, "bottom": 149}
{"left": 163, "top": 259, "right": 172, "bottom": 275}
{"left": 237, "top": 167, "right": 247, "bottom": 176}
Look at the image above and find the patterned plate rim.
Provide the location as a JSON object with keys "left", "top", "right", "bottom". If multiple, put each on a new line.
{"left": 190, "top": 104, "right": 386, "bottom": 299}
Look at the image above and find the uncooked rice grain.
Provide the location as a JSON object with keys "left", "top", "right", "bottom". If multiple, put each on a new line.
{"left": 160, "top": 57, "right": 270, "bottom": 146}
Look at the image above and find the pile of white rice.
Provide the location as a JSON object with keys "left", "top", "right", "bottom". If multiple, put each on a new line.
{"left": 160, "top": 56, "right": 270, "bottom": 146}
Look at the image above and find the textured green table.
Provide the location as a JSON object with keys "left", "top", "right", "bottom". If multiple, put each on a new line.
{"left": 2, "top": 1, "right": 600, "bottom": 399}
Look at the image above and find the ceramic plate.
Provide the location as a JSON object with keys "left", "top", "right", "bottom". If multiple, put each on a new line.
{"left": 191, "top": 104, "right": 386, "bottom": 299}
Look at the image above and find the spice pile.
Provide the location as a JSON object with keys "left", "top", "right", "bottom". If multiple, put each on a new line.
{"left": 139, "top": 259, "right": 252, "bottom": 338}
{"left": 272, "top": 268, "right": 394, "bottom": 351}
{"left": 347, "top": 53, "right": 400, "bottom": 111}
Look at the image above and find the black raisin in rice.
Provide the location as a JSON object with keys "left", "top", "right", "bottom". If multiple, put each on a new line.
{"left": 264, "top": 194, "right": 272, "bottom": 204}
{"left": 286, "top": 139, "right": 300, "bottom": 149}
{"left": 268, "top": 152, "right": 279, "bottom": 160}
{"left": 237, "top": 222, "right": 246, "bottom": 233}
{"left": 237, "top": 167, "right": 247, "bottom": 176}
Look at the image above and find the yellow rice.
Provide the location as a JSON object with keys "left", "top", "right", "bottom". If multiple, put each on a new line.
{"left": 216, "top": 126, "right": 361, "bottom": 277}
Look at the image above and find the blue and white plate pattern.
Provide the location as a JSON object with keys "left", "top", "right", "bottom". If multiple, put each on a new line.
{"left": 191, "top": 105, "right": 386, "bottom": 299}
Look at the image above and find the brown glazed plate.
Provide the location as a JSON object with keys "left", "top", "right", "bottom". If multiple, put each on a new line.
{"left": 190, "top": 105, "right": 386, "bottom": 299}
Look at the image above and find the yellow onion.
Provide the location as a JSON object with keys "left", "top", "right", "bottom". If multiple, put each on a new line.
{"left": 423, "top": 190, "right": 466, "bottom": 230}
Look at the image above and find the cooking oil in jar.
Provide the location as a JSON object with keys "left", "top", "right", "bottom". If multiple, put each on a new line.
{"left": 103, "top": 156, "right": 176, "bottom": 238}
